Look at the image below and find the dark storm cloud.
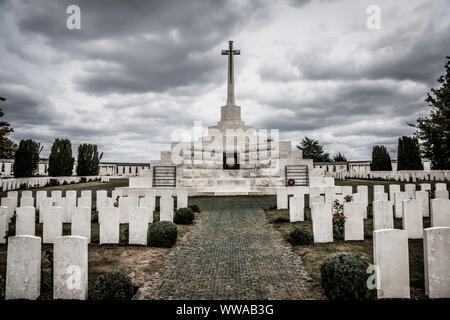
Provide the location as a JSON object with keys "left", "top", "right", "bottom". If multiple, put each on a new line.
{"left": 7, "top": 0, "right": 266, "bottom": 95}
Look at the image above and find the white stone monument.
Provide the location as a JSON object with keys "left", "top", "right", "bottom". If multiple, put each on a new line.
{"left": 289, "top": 196, "right": 304, "bottom": 222}
{"left": 100, "top": 207, "right": 119, "bottom": 244}
{"left": 430, "top": 198, "right": 450, "bottom": 227}
{"left": 373, "top": 200, "right": 393, "bottom": 231}
{"left": 0, "top": 206, "right": 8, "bottom": 244}
{"left": 373, "top": 229, "right": 410, "bottom": 299}
{"left": 343, "top": 202, "right": 364, "bottom": 241}
{"left": 72, "top": 206, "right": 91, "bottom": 243}
{"left": 129, "top": 207, "right": 149, "bottom": 245}
{"left": 43, "top": 206, "right": 63, "bottom": 244}
{"left": 394, "top": 191, "right": 409, "bottom": 218}
{"left": 53, "top": 236, "right": 88, "bottom": 300}
{"left": 311, "top": 203, "right": 333, "bottom": 243}
{"left": 15, "top": 206, "right": 35, "bottom": 236}
{"left": 5, "top": 235, "right": 41, "bottom": 300}
{"left": 415, "top": 190, "right": 430, "bottom": 217}
{"left": 402, "top": 199, "right": 423, "bottom": 239}
{"left": 423, "top": 227, "right": 450, "bottom": 299}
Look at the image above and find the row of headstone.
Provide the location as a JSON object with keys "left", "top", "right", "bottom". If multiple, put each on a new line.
{"left": 374, "top": 227, "right": 450, "bottom": 299}
{"left": 0, "top": 176, "right": 103, "bottom": 192}
{"left": 336, "top": 170, "right": 450, "bottom": 182}
{"left": 5, "top": 235, "right": 88, "bottom": 300}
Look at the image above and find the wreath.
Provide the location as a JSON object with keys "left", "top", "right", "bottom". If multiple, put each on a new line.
{"left": 287, "top": 178, "right": 295, "bottom": 186}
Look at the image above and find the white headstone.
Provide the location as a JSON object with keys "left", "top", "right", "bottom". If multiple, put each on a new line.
{"left": 39, "top": 198, "right": 53, "bottom": 223}
{"left": 100, "top": 207, "right": 119, "bottom": 244}
{"left": 404, "top": 184, "right": 416, "bottom": 199}
{"left": 276, "top": 188, "right": 288, "bottom": 209}
{"left": 53, "top": 236, "right": 88, "bottom": 300}
{"left": 402, "top": 199, "right": 423, "bottom": 239}
{"left": 1, "top": 197, "right": 16, "bottom": 220}
{"left": 81, "top": 190, "right": 91, "bottom": 199}
{"left": 310, "top": 195, "right": 324, "bottom": 207}
{"left": 53, "top": 197, "right": 70, "bottom": 224}
{"left": 311, "top": 203, "right": 333, "bottom": 243}
{"left": 435, "top": 190, "right": 449, "bottom": 199}
{"left": 394, "top": 192, "right": 409, "bottom": 218}
{"left": 341, "top": 186, "right": 352, "bottom": 197}
{"left": 309, "top": 187, "right": 321, "bottom": 197}
{"left": 373, "top": 229, "right": 410, "bottom": 299}
{"left": 420, "top": 183, "right": 431, "bottom": 192}
{"left": 176, "top": 189, "right": 188, "bottom": 209}
{"left": 51, "top": 190, "right": 62, "bottom": 198}
{"left": 5, "top": 235, "right": 41, "bottom": 300}
{"left": 72, "top": 206, "right": 91, "bottom": 243}
{"left": 22, "top": 191, "right": 32, "bottom": 198}
{"left": 144, "top": 190, "right": 156, "bottom": 198}
{"left": 324, "top": 187, "right": 335, "bottom": 204}
{"left": 430, "top": 199, "right": 450, "bottom": 227}
{"left": 374, "top": 192, "right": 388, "bottom": 202}
{"left": 373, "top": 200, "right": 394, "bottom": 231}
{"left": 36, "top": 190, "right": 47, "bottom": 210}
{"left": 435, "top": 183, "right": 446, "bottom": 191}
{"left": 78, "top": 196, "right": 91, "bottom": 210}
{"left": 43, "top": 206, "right": 62, "bottom": 244}
{"left": 343, "top": 202, "right": 364, "bottom": 241}
{"left": 0, "top": 206, "right": 8, "bottom": 244}
{"left": 7, "top": 191, "right": 18, "bottom": 209}
{"left": 15, "top": 206, "right": 35, "bottom": 236}
{"left": 119, "top": 197, "right": 133, "bottom": 224}
{"left": 129, "top": 207, "right": 149, "bottom": 245}
{"left": 289, "top": 196, "right": 304, "bottom": 222}
{"left": 356, "top": 185, "right": 368, "bottom": 207}
{"left": 415, "top": 190, "right": 430, "bottom": 217}
{"left": 388, "top": 184, "right": 400, "bottom": 202}
{"left": 111, "top": 189, "right": 122, "bottom": 203}
{"left": 139, "top": 197, "right": 155, "bottom": 223}
{"left": 373, "top": 185, "right": 385, "bottom": 194}
{"left": 20, "top": 197, "right": 34, "bottom": 207}
{"left": 423, "top": 227, "right": 450, "bottom": 299}
{"left": 160, "top": 195, "right": 174, "bottom": 222}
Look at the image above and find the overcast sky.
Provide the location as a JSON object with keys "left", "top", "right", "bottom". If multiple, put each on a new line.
{"left": 0, "top": 0, "right": 449, "bottom": 162}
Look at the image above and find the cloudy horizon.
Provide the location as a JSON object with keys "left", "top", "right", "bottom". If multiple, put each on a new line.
{"left": 0, "top": 0, "right": 449, "bottom": 163}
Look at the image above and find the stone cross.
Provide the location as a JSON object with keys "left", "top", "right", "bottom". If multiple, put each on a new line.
{"left": 222, "top": 40, "right": 240, "bottom": 105}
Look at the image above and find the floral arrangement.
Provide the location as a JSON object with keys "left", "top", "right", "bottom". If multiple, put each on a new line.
{"left": 332, "top": 195, "right": 352, "bottom": 240}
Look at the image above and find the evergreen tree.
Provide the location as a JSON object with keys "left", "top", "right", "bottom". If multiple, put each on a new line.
{"left": 370, "top": 145, "right": 392, "bottom": 171}
{"left": 13, "top": 139, "right": 42, "bottom": 177}
{"left": 414, "top": 56, "right": 450, "bottom": 169}
{"left": 397, "top": 136, "right": 423, "bottom": 170}
{"left": 333, "top": 153, "right": 347, "bottom": 162}
{"left": 48, "top": 138, "right": 75, "bottom": 176}
{"left": 76, "top": 143, "right": 103, "bottom": 176}
{"left": 0, "top": 97, "right": 18, "bottom": 158}
{"left": 297, "top": 137, "right": 331, "bottom": 162}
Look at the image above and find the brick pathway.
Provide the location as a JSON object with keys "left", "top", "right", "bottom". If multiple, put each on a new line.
{"left": 135, "top": 201, "right": 323, "bottom": 299}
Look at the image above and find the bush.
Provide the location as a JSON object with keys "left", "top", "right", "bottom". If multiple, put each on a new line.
{"left": 289, "top": 227, "right": 313, "bottom": 245}
{"left": 173, "top": 207, "right": 195, "bottom": 225}
{"left": 91, "top": 271, "right": 134, "bottom": 300}
{"left": 48, "top": 138, "right": 74, "bottom": 177}
{"left": 148, "top": 221, "right": 177, "bottom": 248}
{"left": 13, "top": 139, "right": 42, "bottom": 178}
{"left": 320, "top": 252, "right": 372, "bottom": 300}
{"left": 188, "top": 204, "right": 201, "bottom": 213}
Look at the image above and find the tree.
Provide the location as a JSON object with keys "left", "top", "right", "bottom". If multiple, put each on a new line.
{"left": 370, "top": 145, "right": 392, "bottom": 171}
{"left": 76, "top": 143, "right": 103, "bottom": 176}
{"left": 0, "top": 97, "right": 18, "bottom": 158}
{"left": 413, "top": 56, "right": 450, "bottom": 169}
{"left": 333, "top": 153, "right": 347, "bottom": 162}
{"left": 297, "top": 137, "right": 331, "bottom": 162}
{"left": 397, "top": 136, "right": 423, "bottom": 170}
{"left": 13, "top": 139, "right": 42, "bottom": 177}
{"left": 48, "top": 138, "right": 75, "bottom": 176}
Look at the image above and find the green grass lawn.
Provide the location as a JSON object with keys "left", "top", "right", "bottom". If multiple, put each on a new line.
{"left": 265, "top": 207, "right": 430, "bottom": 299}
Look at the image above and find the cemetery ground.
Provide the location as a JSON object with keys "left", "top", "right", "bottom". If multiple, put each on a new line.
{"left": 0, "top": 178, "right": 200, "bottom": 299}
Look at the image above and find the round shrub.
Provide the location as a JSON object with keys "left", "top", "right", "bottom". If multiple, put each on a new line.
{"left": 289, "top": 227, "right": 313, "bottom": 245}
{"left": 148, "top": 221, "right": 178, "bottom": 248}
{"left": 91, "top": 271, "right": 134, "bottom": 300}
{"left": 174, "top": 207, "right": 195, "bottom": 225}
{"left": 188, "top": 204, "right": 201, "bottom": 213}
{"left": 320, "top": 252, "right": 371, "bottom": 300}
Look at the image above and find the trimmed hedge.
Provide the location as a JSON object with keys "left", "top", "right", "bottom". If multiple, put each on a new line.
{"left": 320, "top": 252, "right": 371, "bottom": 299}
{"left": 174, "top": 207, "right": 195, "bottom": 225}
{"left": 289, "top": 227, "right": 313, "bottom": 245}
{"left": 91, "top": 271, "right": 134, "bottom": 300}
{"left": 148, "top": 221, "right": 178, "bottom": 248}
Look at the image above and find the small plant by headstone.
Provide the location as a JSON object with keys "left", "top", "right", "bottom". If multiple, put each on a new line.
{"left": 273, "top": 216, "right": 290, "bottom": 223}
{"left": 289, "top": 227, "right": 313, "bottom": 245}
{"left": 91, "top": 271, "right": 134, "bottom": 300}
{"left": 320, "top": 252, "right": 373, "bottom": 300}
{"left": 148, "top": 221, "right": 178, "bottom": 248}
{"left": 119, "top": 227, "right": 129, "bottom": 246}
{"left": 173, "top": 207, "right": 195, "bottom": 225}
{"left": 332, "top": 195, "right": 351, "bottom": 240}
